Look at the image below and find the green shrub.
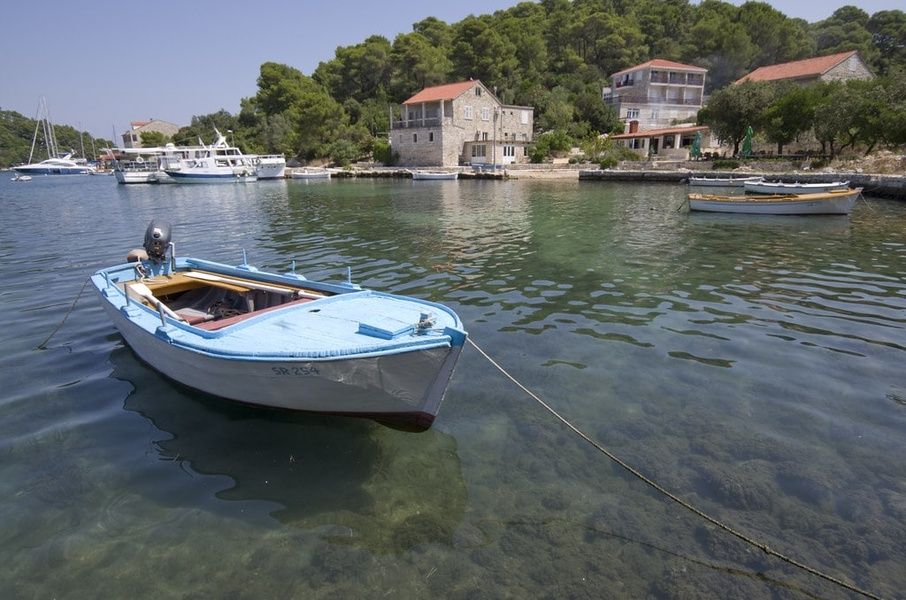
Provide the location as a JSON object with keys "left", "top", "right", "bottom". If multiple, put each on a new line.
{"left": 810, "top": 158, "right": 828, "bottom": 169}
{"left": 372, "top": 138, "right": 394, "bottom": 165}
{"left": 599, "top": 157, "right": 618, "bottom": 169}
{"left": 712, "top": 159, "right": 740, "bottom": 170}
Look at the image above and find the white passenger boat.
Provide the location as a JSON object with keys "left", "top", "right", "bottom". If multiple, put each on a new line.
{"left": 411, "top": 170, "right": 458, "bottom": 180}
{"left": 743, "top": 180, "right": 850, "bottom": 194}
{"left": 688, "top": 188, "right": 861, "bottom": 215}
{"left": 163, "top": 130, "right": 257, "bottom": 183}
{"left": 290, "top": 168, "right": 331, "bottom": 180}
{"left": 92, "top": 221, "right": 467, "bottom": 430}
{"left": 688, "top": 176, "right": 762, "bottom": 187}
{"left": 255, "top": 155, "right": 286, "bottom": 179}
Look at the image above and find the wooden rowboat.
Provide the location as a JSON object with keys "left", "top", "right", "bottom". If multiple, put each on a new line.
{"left": 743, "top": 180, "right": 850, "bottom": 194}
{"left": 92, "top": 221, "right": 467, "bottom": 430}
{"left": 688, "top": 188, "right": 862, "bottom": 215}
{"left": 688, "top": 176, "right": 763, "bottom": 187}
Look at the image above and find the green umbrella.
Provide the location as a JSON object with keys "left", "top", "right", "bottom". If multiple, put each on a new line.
{"left": 740, "top": 126, "right": 753, "bottom": 158}
{"left": 690, "top": 131, "right": 702, "bottom": 159}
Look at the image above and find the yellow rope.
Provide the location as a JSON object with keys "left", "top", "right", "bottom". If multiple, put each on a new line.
{"left": 36, "top": 278, "right": 91, "bottom": 350}
{"left": 467, "top": 337, "right": 884, "bottom": 600}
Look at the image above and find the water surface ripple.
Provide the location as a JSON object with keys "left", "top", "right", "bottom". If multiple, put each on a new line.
{"left": 1, "top": 176, "right": 905, "bottom": 598}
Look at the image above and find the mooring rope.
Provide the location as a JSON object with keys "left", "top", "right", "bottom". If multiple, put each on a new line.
{"left": 466, "top": 337, "right": 883, "bottom": 600}
{"left": 36, "top": 278, "right": 91, "bottom": 350}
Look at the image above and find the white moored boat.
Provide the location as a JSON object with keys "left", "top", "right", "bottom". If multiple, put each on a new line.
{"left": 743, "top": 180, "right": 850, "bottom": 194}
{"left": 688, "top": 176, "right": 762, "bottom": 187}
{"left": 254, "top": 155, "right": 286, "bottom": 179}
{"left": 290, "top": 168, "right": 331, "bottom": 180}
{"left": 688, "top": 188, "right": 862, "bottom": 215}
{"left": 91, "top": 221, "right": 467, "bottom": 430}
{"left": 411, "top": 170, "right": 458, "bottom": 180}
{"left": 163, "top": 130, "right": 258, "bottom": 183}
{"left": 13, "top": 98, "right": 96, "bottom": 176}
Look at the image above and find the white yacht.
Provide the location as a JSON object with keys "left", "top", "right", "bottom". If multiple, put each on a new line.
{"left": 13, "top": 98, "right": 95, "bottom": 176}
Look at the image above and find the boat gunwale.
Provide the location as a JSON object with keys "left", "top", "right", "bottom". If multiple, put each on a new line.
{"left": 92, "top": 258, "right": 465, "bottom": 361}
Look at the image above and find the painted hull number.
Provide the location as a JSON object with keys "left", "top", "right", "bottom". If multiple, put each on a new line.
{"left": 272, "top": 366, "right": 320, "bottom": 376}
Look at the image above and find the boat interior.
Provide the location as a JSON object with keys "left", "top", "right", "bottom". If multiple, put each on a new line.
{"left": 128, "top": 271, "right": 332, "bottom": 331}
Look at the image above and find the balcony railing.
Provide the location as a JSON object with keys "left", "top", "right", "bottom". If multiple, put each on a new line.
{"left": 604, "top": 94, "right": 702, "bottom": 106}
{"left": 649, "top": 74, "right": 705, "bottom": 86}
{"left": 391, "top": 117, "right": 449, "bottom": 130}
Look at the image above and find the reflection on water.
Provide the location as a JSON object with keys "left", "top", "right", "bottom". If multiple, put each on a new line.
{"left": 1, "top": 176, "right": 905, "bottom": 598}
{"left": 111, "top": 345, "right": 467, "bottom": 553}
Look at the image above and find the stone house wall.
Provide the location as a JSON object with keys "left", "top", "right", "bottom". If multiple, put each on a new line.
{"left": 821, "top": 54, "right": 874, "bottom": 82}
{"left": 394, "top": 81, "right": 534, "bottom": 167}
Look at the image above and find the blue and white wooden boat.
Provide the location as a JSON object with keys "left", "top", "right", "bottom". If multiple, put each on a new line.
{"left": 688, "top": 188, "right": 861, "bottom": 215}
{"left": 742, "top": 179, "right": 850, "bottom": 194}
{"left": 688, "top": 175, "right": 762, "bottom": 187}
{"left": 92, "top": 222, "right": 467, "bottom": 430}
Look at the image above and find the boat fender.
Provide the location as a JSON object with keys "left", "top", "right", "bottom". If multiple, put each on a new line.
{"left": 136, "top": 156, "right": 144, "bottom": 164}
{"left": 127, "top": 248, "right": 149, "bottom": 263}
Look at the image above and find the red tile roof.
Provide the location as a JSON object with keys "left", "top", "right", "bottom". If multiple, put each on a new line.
{"left": 130, "top": 121, "right": 150, "bottom": 128}
{"left": 610, "top": 125, "right": 708, "bottom": 139}
{"left": 403, "top": 81, "right": 478, "bottom": 105}
{"left": 611, "top": 59, "right": 707, "bottom": 78}
{"left": 735, "top": 51, "right": 858, "bottom": 83}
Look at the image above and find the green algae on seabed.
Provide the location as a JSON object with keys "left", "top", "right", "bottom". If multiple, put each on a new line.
{"left": 1, "top": 177, "right": 905, "bottom": 598}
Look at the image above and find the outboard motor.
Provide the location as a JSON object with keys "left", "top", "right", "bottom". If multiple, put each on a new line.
{"left": 143, "top": 220, "right": 172, "bottom": 263}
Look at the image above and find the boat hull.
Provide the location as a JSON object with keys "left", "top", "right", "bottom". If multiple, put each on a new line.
{"left": 255, "top": 160, "right": 286, "bottom": 179}
{"left": 115, "top": 170, "right": 159, "bottom": 184}
{"left": 743, "top": 181, "right": 849, "bottom": 194}
{"left": 100, "top": 298, "right": 461, "bottom": 429}
{"left": 13, "top": 165, "right": 91, "bottom": 175}
{"left": 165, "top": 170, "right": 257, "bottom": 183}
{"left": 689, "top": 190, "right": 859, "bottom": 215}
{"left": 688, "top": 177, "right": 761, "bottom": 187}
{"left": 412, "top": 171, "right": 458, "bottom": 180}
{"left": 291, "top": 170, "right": 331, "bottom": 179}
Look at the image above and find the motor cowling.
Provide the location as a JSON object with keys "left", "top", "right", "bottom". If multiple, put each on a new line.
{"left": 143, "top": 220, "right": 172, "bottom": 263}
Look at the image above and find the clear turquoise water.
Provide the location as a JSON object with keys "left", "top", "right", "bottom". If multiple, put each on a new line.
{"left": 1, "top": 175, "right": 905, "bottom": 598}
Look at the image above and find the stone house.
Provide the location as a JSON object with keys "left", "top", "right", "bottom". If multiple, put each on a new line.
{"left": 610, "top": 124, "right": 716, "bottom": 160}
{"left": 602, "top": 59, "right": 707, "bottom": 131}
{"left": 122, "top": 119, "right": 181, "bottom": 148}
{"left": 734, "top": 50, "right": 873, "bottom": 85}
{"left": 392, "top": 80, "right": 534, "bottom": 167}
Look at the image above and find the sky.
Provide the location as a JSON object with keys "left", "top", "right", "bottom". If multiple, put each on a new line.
{"left": 0, "top": 0, "right": 901, "bottom": 141}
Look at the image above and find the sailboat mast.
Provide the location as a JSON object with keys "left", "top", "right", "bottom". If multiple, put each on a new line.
{"left": 27, "top": 101, "right": 41, "bottom": 164}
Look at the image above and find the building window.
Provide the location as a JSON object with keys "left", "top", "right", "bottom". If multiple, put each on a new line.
{"left": 522, "top": 133, "right": 527, "bottom": 141}
{"left": 521, "top": 110, "right": 529, "bottom": 124}
{"left": 481, "top": 107, "right": 490, "bottom": 121}
{"left": 471, "top": 145, "right": 487, "bottom": 158}
{"left": 626, "top": 108, "right": 639, "bottom": 119}
{"left": 503, "top": 132, "right": 508, "bottom": 139}
{"left": 482, "top": 132, "right": 488, "bottom": 141}
{"left": 503, "top": 145, "right": 515, "bottom": 157}
{"left": 428, "top": 131, "right": 434, "bottom": 142}
{"left": 475, "top": 87, "right": 481, "bottom": 96}
{"left": 413, "top": 133, "right": 418, "bottom": 143}
{"left": 464, "top": 105, "right": 473, "bottom": 120}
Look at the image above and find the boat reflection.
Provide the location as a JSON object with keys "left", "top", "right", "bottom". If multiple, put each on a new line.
{"left": 110, "top": 345, "right": 467, "bottom": 553}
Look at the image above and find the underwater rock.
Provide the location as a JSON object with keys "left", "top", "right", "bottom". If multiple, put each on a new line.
{"left": 692, "top": 461, "right": 774, "bottom": 511}
{"left": 775, "top": 461, "right": 834, "bottom": 509}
